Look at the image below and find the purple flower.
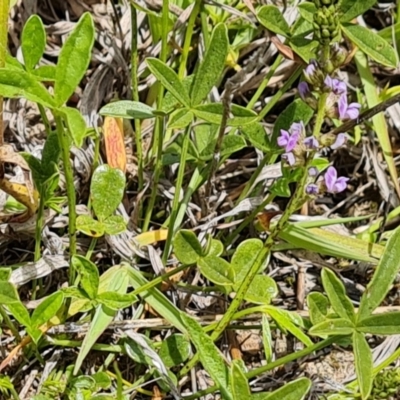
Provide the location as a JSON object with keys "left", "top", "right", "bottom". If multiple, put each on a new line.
{"left": 277, "top": 129, "right": 300, "bottom": 152}
{"left": 304, "top": 60, "right": 318, "bottom": 81}
{"left": 282, "top": 152, "right": 295, "bottom": 166}
{"left": 289, "top": 122, "right": 304, "bottom": 137}
{"left": 303, "top": 136, "right": 319, "bottom": 150}
{"left": 324, "top": 76, "right": 346, "bottom": 95}
{"left": 308, "top": 167, "right": 318, "bottom": 177}
{"left": 306, "top": 184, "right": 319, "bottom": 195}
{"left": 331, "top": 133, "right": 348, "bottom": 150}
{"left": 324, "top": 166, "right": 349, "bottom": 193}
{"left": 338, "top": 94, "right": 361, "bottom": 121}
{"left": 298, "top": 82, "right": 310, "bottom": 100}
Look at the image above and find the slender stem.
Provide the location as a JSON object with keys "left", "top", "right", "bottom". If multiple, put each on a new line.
{"left": 130, "top": 4, "right": 144, "bottom": 194}
{"left": 162, "top": 125, "right": 191, "bottom": 263}
{"left": 0, "top": 0, "right": 8, "bottom": 147}
{"left": 86, "top": 238, "right": 97, "bottom": 259}
{"left": 178, "top": 0, "right": 201, "bottom": 79}
{"left": 55, "top": 115, "right": 77, "bottom": 280}
{"left": 0, "top": 305, "right": 21, "bottom": 341}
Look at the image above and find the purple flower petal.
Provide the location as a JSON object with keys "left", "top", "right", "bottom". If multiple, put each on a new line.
{"left": 277, "top": 129, "right": 290, "bottom": 148}
{"left": 303, "top": 136, "right": 319, "bottom": 150}
{"left": 332, "top": 79, "right": 346, "bottom": 94}
{"left": 345, "top": 103, "right": 361, "bottom": 120}
{"left": 324, "top": 166, "right": 337, "bottom": 192}
{"left": 298, "top": 82, "right": 310, "bottom": 100}
{"left": 286, "top": 133, "right": 300, "bottom": 152}
{"left": 338, "top": 94, "right": 347, "bottom": 120}
{"left": 308, "top": 167, "right": 318, "bottom": 177}
{"left": 324, "top": 75, "right": 333, "bottom": 89}
{"left": 333, "top": 177, "right": 349, "bottom": 193}
{"left": 282, "top": 152, "right": 295, "bottom": 166}
{"left": 331, "top": 133, "right": 348, "bottom": 150}
{"left": 306, "top": 184, "right": 319, "bottom": 195}
{"left": 304, "top": 60, "right": 317, "bottom": 80}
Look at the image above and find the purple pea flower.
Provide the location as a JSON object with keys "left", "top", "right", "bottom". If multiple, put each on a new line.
{"left": 324, "top": 166, "right": 349, "bottom": 193}
{"left": 308, "top": 167, "right": 318, "bottom": 177}
{"left": 306, "top": 184, "right": 319, "bottom": 195}
{"left": 277, "top": 129, "right": 300, "bottom": 152}
{"left": 324, "top": 75, "right": 346, "bottom": 95}
{"left": 303, "top": 136, "right": 319, "bottom": 150}
{"left": 304, "top": 60, "right": 318, "bottom": 81}
{"left": 282, "top": 152, "right": 295, "bottom": 166}
{"left": 338, "top": 94, "right": 361, "bottom": 121}
{"left": 289, "top": 122, "right": 304, "bottom": 137}
{"left": 331, "top": 133, "right": 348, "bottom": 150}
{"left": 298, "top": 81, "right": 310, "bottom": 100}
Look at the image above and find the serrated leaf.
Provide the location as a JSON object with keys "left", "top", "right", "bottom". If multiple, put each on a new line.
{"left": 190, "top": 23, "right": 229, "bottom": 106}
{"left": 54, "top": 12, "right": 95, "bottom": 106}
{"left": 258, "top": 5, "right": 290, "bottom": 38}
{"left": 159, "top": 334, "right": 191, "bottom": 367}
{"left": 91, "top": 164, "right": 126, "bottom": 220}
{"left": 193, "top": 103, "right": 257, "bottom": 126}
{"left": 181, "top": 313, "right": 232, "bottom": 399}
{"left": 307, "top": 292, "right": 329, "bottom": 326}
{"left": 321, "top": 269, "right": 355, "bottom": 322}
{"left": 356, "top": 312, "right": 400, "bottom": 335}
{"left": 353, "top": 331, "right": 373, "bottom": 399}
{"left": 173, "top": 230, "right": 203, "bottom": 265}
{"left": 72, "top": 255, "right": 99, "bottom": 300}
{"left": 240, "top": 122, "right": 270, "bottom": 152}
{"left": 339, "top": 0, "right": 377, "bottom": 22}
{"left": 21, "top": 15, "right": 46, "bottom": 70}
{"left": 341, "top": 23, "right": 397, "bottom": 68}
{"left": 358, "top": 226, "right": 400, "bottom": 320}
{"left": 147, "top": 58, "right": 191, "bottom": 107}
{"left": 60, "top": 106, "right": 87, "bottom": 147}
{"left": 198, "top": 255, "right": 235, "bottom": 286}
{"left": 99, "top": 100, "right": 156, "bottom": 119}
{"left": 0, "top": 68, "right": 55, "bottom": 107}
{"left": 76, "top": 214, "right": 105, "bottom": 237}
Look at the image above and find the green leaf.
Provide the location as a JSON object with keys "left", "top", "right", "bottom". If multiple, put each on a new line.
{"left": 307, "top": 292, "right": 329, "bottom": 326}
{"left": 353, "top": 331, "right": 373, "bottom": 399}
{"left": 261, "top": 314, "right": 273, "bottom": 363}
{"left": 341, "top": 23, "right": 397, "bottom": 68}
{"left": 240, "top": 122, "right": 270, "bottom": 153}
{"left": 198, "top": 256, "right": 235, "bottom": 286}
{"left": 91, "top": 164, "right": 126, "bottom": 220}
{"left": 103, "top": 215, "right": 127, "bottom": 235}
{"left": 206, "top": 239, "right": 224, "bottom": 257}
{"left": 252, "top": 377, "right": 312, "bottom": 400}
{"left": 181, "top": 313, "right": 232, "bottom": 399}
{"left": 356, "top": 312, "right": 400, "bottom": 335}
{"left": 146, "top": 58, "right": 191, "bottom": 107}
{"left": 321, "top": 268, "right": 355, "bottom": 323}
{"left": 30, "top": 291, "right": 64, "bottom": 328}
{"left": 267, "top": 307, "right": 313, "bottom": 346}
{"left": 231, "top": 239, "right": 264, "bottom": 284}
{"left": 271, "top": 99, "right": 313, "bottom": 147}
{"left": 173, "top": 230, "right": 203, "bottom": 265}
{"left": 244, "top": 275, "right": 277, "bottom": 304}
{"left": 159, "top": 333, "right": 191, "bottom": 367}
{"left": 193, "top": 103, "right": 258, "bottom": 126}
{"left": 190, "top": 23, "right": 229, "bottom": 106}
{"left": 339, "top": 0, "right": 377, "bottom": 22}
{"left": 7, "top": 301, "right": 31, "bottom": 327}
{"left": 0, "top": 68, "right": 55, "bottom": 107}
{"left": 297, "top": 3, "right": 316, "bottom": 23}
{"left": 96, "top": 291, "right": 137, "bottom": 310}
{"left": 73, "top": 264, "right": 130, "bottom": 375}
{"left": 93, "top": 371, "right": 111, "bottom": 390}
{"left": 0, "top": 281, "right": 20, "bottom": 304}
{"left": 21, "top": 15, "right": 46, "bottom": 70}
{"left": 358, "top": 185, "right": 400, "bottom": 320}
{"left": 168, "top": 109, "right": 194, "bottom": 129}
{"left": 99, "top": 100, "right": 156, "bottom": 119}
{"left": 32, "top": 65, "right": 57, "bottom": 81}
{"left": 258, "top": 5, "right": 290, "bottom": 38}
{"left": 231, "top": 360, "right": 251, "bottom": 399}
{"left": 309, "top": 318, "right": 354, "bottom": 336}
{"left": 41, "top": 131, "right": 60, "bottom": 172}
{"left": 60, "top": 106, "right": 88, "bottom": 147}
{"left": 54, "top": 12, "right": 95, "bottom": 106}
{"left": 0, "top": 268, "right": 11, "bottom": 281}
{"left": 72, "top": 255, "right": 99, "bottom": 300}
{"left": 220, "top": 136, "right": 246, "bottom": 157}
{"left": 76, "top": 214, "right": 105, "bottom": 237}
{"left": 289, "top": 37, "right": 318, "bottom": 63}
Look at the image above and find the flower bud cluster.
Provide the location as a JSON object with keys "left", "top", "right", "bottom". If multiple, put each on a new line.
{"left": 313, "top": 5, "right": 340, "bottom": 44}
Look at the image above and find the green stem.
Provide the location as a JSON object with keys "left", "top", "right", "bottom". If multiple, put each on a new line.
{"left": 162, "top": 125, "right": 191, "bottom": 263}
{"left": 130, "top": 4, "right": 144, "bottom": 194}
{"left": 0, "top": 305, "right": 21, "bottom": 341}
{"left": 183, "top": 336, "right": 338, "bottom": 400}
{"left": 55, "top": 115, "right": 77, "bottom": 280}
{"left": 86, "top": 238, "right": 97, "bottom": 259}
{"left": 0, "top": 0, "right": 8, "bottom": 147}
{"left": 178, "top": 0, "right": 201, "bottom": 79}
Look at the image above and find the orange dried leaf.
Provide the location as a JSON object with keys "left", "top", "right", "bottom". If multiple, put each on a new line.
{"left": 103, "top": 116, "right": 127, "bottom": 173}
